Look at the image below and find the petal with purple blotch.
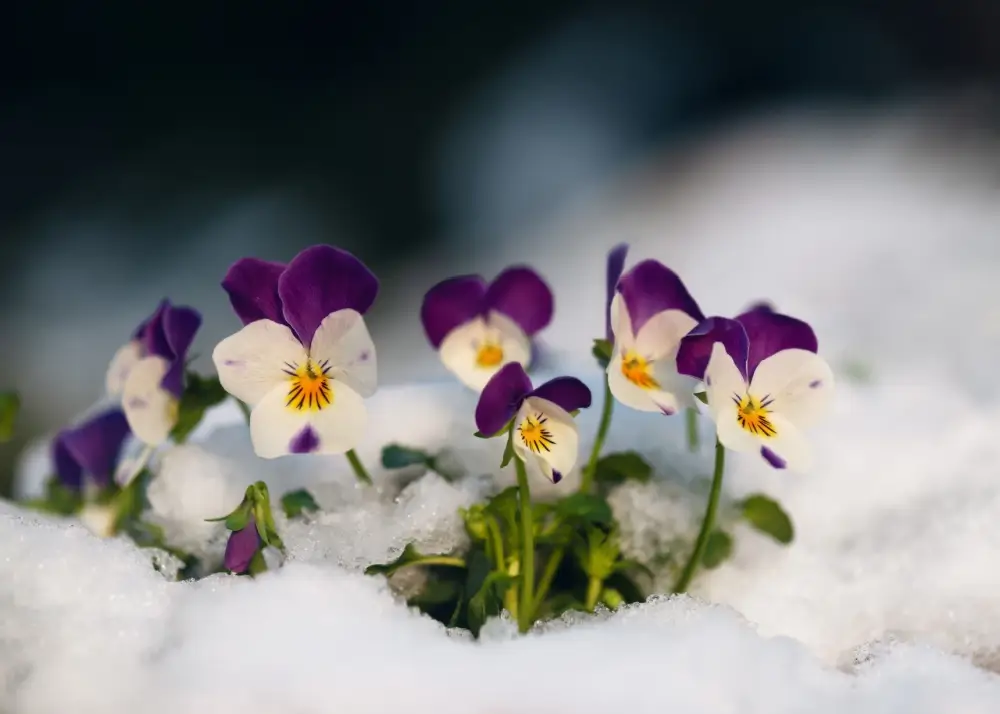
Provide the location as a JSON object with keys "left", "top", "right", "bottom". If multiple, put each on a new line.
{"left": 736, "top": 308, "right": 817, "bottom": 380}
{"left": 278, "top": 245, "right": 379, "bottom": 347}
{"left": 529, "top": 377, "right": 592, "bottom": 414}
{"left": 483, "top": 266, "right": 554, "bottom": 337}
{"left": 676, "top": 317, "right": 749, "bottom": 382}
{"left": 421, "top": 275, "right": 488, "bottom": 349}
{"left": 475, "top": 362, "right": 532, "bottom": 436}
{"left": 222, "top": 257, "right": 288, "bottom": 326}
{"left": 617, "top": 260, "right": 703, "bottom": 336}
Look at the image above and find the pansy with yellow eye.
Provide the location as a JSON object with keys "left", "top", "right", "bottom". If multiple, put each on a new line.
{"left": 420, "top": 267, "right": 554, "bottom": 391}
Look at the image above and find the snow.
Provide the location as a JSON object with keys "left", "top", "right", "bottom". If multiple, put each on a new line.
{"left": 6, "top": 107, "right": 1000, "bottom": 712}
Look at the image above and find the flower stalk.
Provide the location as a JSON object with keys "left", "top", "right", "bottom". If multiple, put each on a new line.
{"left": 685, "top": 407, "right": 699, "bottom": 453}
{"left": 345, "top": 449, "right": 373, "bottom": 486}
{"left": 672, "top": 439, "right": 726, "bottom": 593}
{"left": 580, "top": 378, "right": 614, "bottom": 493}
{"left": 514, "top": 455, "right": 535, "bottom": 633}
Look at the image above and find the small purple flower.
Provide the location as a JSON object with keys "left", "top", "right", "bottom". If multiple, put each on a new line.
{"left": 214, "top": 245, "right": 379, "bottom": 459}
{"left": 421, "top": 266, "right": 553, "bottom": 391}
{"left": 224, "top": 514, "right": 262, "bottom": 574}
{"left": 606, "top": 259, "right": 704, "bottom": 416}
{"left": 676, "top": 310, "right": 833, "bottom": 472}
{"left": 52, "top": 409, "right": 131, "bottom": 492}
{"left": 476, "top": 363, "right": 591, "bottom": 483}
{"left": 106, "top": 299, "right": 202, "bottom": 445}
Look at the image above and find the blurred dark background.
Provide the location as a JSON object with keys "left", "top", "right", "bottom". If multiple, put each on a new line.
{"left": 1, "top": 0, "right": 998, "bottom": 493}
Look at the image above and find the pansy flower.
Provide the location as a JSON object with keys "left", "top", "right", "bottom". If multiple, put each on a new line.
{"left": 213, "top": 245, "right": 379, "bottom": 458}
{"left": 607, "top": 260, "right": 704, "bottom": 415}
{"left": 421, "top": 267, "right": 554, "bottom": 391}
{"left": 53, "top": 408, "right": 131, "bottom": 493}
{"left": 676, "top": 309, "right": 834, "bottom": 471}
{"left": 106, "top": 300, "right": 202, "bottom": 445}
{"left": 475, "top": 363, "right": 591, "bottom": 483}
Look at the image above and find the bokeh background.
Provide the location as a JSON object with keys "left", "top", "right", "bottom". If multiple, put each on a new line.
{"left": 2, "top": 1, "right": 999, "bottom": 494}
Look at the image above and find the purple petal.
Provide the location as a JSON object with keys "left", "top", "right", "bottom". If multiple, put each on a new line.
{"left": 420, "top": 275, "right": 488, "bottom": 348}
{"left": 761, "top": 446, "right": 787, "bottom": 470}
{"left": 617, "top": 260, "right": 704, "bottom": 336}
{"left": 222, "top": 258, "right": 288, "bottom": 326}
{"left": 224, "top": 515, "right": 262, "bottom": 574}
{"left": 52, "top": 433, "right": 83, "bottom": 491}
{"left": 289, "top": 426, "right": 320, "bottom": 454}
{"left": 736, "top": 308, "right": 818, "bottom": 380}
{"left": 529, "top": 377, "right": 592, "bottom": 414}
{"left": 742, "top": 301, "right": 775, "bottom": 315}
{"left": 140, "top": 300, "right": 173, "bottom": 361}
{"left": 475, "top": 363, "right": 532, "bottom": 436}
{"left": 278, "top": 245, "right": 379, "bottom": 346}
{"left": 483, "top": 266, "right": 554, "bottom": 337}
{"left": 59, "top": 409, "right": 131, "bottom": 489}
{"left": 605, "top": 243, "right": 629, "bottom": 341}
{"left": 676, "top": 317, "right": 749, "bottom": 382}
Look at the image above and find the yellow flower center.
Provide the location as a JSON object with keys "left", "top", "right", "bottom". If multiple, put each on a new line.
{"left": 285, "top": 359, "right": 333, "bottom": 412}
{"left": 735, "top": 394, "right": 777, "bottom": 438}
{"left": 620, "top": 351, "right": 659, "bottom": 390}
{"left": 518, "top": 413, "right": 556, "bottom": 453}
{"left": 476, "top": 342, "right": 505, "bottom": 368}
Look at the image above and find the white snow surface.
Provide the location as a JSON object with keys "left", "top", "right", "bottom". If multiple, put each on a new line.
{"left": 6, "top": 107, "right": 1000, "bottom": 712}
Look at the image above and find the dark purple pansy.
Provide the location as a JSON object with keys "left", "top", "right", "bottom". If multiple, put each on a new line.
{"left": 222, "top": 245, "right": 379, "bottom": 347}
{"left": 132, "top": 299, "right": 202, "bottom": 398}
{"left": 224, "top": 514, "right": 262, "bottom": 574}
{"left": 605, "top": 243, "right": 629, "bottom": 342}
{"left": 421, "top": 266, "right": 553, "bottom": 349}
{"left": 53, "top": 409, "right": 131, "bottom": 492}
{"left": 735, "top": 306, "right": 817, "bottom": 380}
{"left": 616, "top": 260, "right": 704, "bottom": 336}
{"left": 475, "top": 363, "right": 591, "bottom": 436}
{"left": 676, "top": 317, "right": 750, "bottom": 382}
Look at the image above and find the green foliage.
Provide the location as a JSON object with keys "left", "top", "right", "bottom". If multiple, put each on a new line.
{"left": 364, "top": 543, "right": 465, "bottom": 577}
{"left": 593, "top": 451, "right": 652, "bottom": 487}
{"left": 740, "top": 494, "right": 794, "bottom": 544}
{"left": 281, "top": 489, "right": 319, "bottom": 519}
{"left": 170, "top": 372, "right": 228, "bottom": 444}
{"left": 381, "top": 444, "right": 431, "bottom": 469}
{"left": 22, "top": 477, "right": 83, "bottom": 516}
{"left": 0, "top": 391, "right": 19, "bottom": 442}
{"left": 701, "top": 529, "right": 733, "bottom": 569}
{"left": 555, "top": 493, "right": 613, "bottom": 528}
{"left": 592, "top": 338, "right": 613, "bottom": 369}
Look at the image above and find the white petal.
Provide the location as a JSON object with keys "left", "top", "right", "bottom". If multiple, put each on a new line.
{"left": 754, "top": 414, "right": 812, "bottom": 471}
{"left": 714, "top": 400, "right": 763, "bottom": 455}
{"left": 106, "top": 340, "right": 142, "bottom": 396}
{"left": 512, "top": 397, "right": 580, "bottom": 478}
{"left": 606, "top": 347, "right": 688, "bottom": 415}
{"left": 213, "top": 320, "right": 307, "bottom": 406}
{"left": 310, "top": 309, "right": 378, "bottom": 398}
{"left": 635, "top": 309, "right": 699, "bottom": 360}
{"left": 78, "top": 504, "right": 118, "bottom": 539}
{"left": 249, "top": 379, "right": 367, "bottom": 459}
{"left": 705, "top": 342, "right": 748, "bottom": 420}
{"left": 749, "top": 349, "right": 834, "bottom": 428}
{"left": 439, "top": 315, "right": 530, "bottom": 392}
{"left": 122, "top": 357, "right": 177, "bottom": 446}
{"left": 609, "top": 293, "right": 634, "bottom": 347}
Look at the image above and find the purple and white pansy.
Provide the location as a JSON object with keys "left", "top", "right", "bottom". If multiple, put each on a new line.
{"left": 213, "top": 245, "right": 379, "bottom": 459}
{"left": 475, "top": 363, "right": 592, "bottom": 483}
{"left": 676, "top": 307, "right": 834, "bottom": 471}
{"left": 421, "top": 267, "right": 554, "bottom": 391}
{"left": 607, "top": 259, "right": 705, "bottom": 416}
{"left": 106, "top": 300, "right": 202, "bottom": 445}
{"left": 53, "top": 408, "right": 131, "bottom": 493}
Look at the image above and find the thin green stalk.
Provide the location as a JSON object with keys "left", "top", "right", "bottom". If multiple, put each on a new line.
{"left": 515, "top": 457, "right": 535, "bottom": 633}
{"left": 396, "top": 556, "right": 466, "bottom": 572}
{"left": 685, "top": 407, "right": 699, "bottom": 452}
{"left": 486, "top": 517, "right": 505, "bottom": 571}
{"left": 345, "top": 449, "right": 373, "bottom": 486}
{"left": 672, "top": 439, "right": 726, "bottom": 593}
{"left": 585, "top": 576, "right": 603, "bottom": 612}
{"left": 533, "top": 547, "right": 565, "bottom": 613}
{"left": 580, "top": 378, "right": 614, "bottom": 493}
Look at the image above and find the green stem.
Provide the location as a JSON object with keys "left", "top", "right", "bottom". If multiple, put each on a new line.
{"left": 580, "top": 378, "right": 614, "bottom": 493}
{"left": 486, "top": 517, "right": 505, "bottom": 572}
{"left": 397, "top": 556, "right": 466, "bottom": 571}
{"left": 345, "top": 449, "right": 373, "bottom": 486}
{"left": 585, "top": 576, "right": 603, "bottom": 612}
{"left": 685, "top": 408, "right": 699, "bottom": 452}
{"left": 515, "top": 457, "right": 535, "bottom": 633}
{"left": 672, "top": 439, "right": 726, "bottom": 593}
{"left": 533, "top": 547, "right": 565, "bottom": 613}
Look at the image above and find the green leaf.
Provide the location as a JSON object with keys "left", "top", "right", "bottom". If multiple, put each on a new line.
{"left": 281, "top": 489, "right": 319, "bottom": 519}
{"left": 247, "top": 549, "right": 268, "bottom": 576}
{"left": 170, "top": 372, "right": 229, "bottom": 444}
{"left": 693, "top": 391, "right": 708, "bottom": 405}
{"left": 499, "top": 432, "right": 515, "bottom": 468}
{"left": 592, "top": 338, "right": 613, "bottom": 369}
{"left": 364, "top": 543, "right": 466, "bottom": 577}
{"left": 612, "top": 558, "right": 655, "bottom": 580}
{"left": 460, "top": 504, "right": 489, "bottom": 541}
{"left": 0, "top": 391, "right": 19, "bottom": 442}
{"left": 555, "top": 493, "right": 613, "bottom": 526}
{"left": 593, "top": 451, "right": 652, "bottom": 486}
{"left": 381, "top": 444, "right": 431, "bottom": 469}
{"left": 601, "top": 587, "right": 624, "bottom": 609}
{"left": 701, "top": 529, "right": 733, "bottom": 568}
{"left": 741, "top": 494, "right": 794, "bottom": 544}
{"left": 467, "top": 571, "right": 516, "bottom": 634}
{"left": 23, "top": 477, "right": 83, "bottom": 516}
